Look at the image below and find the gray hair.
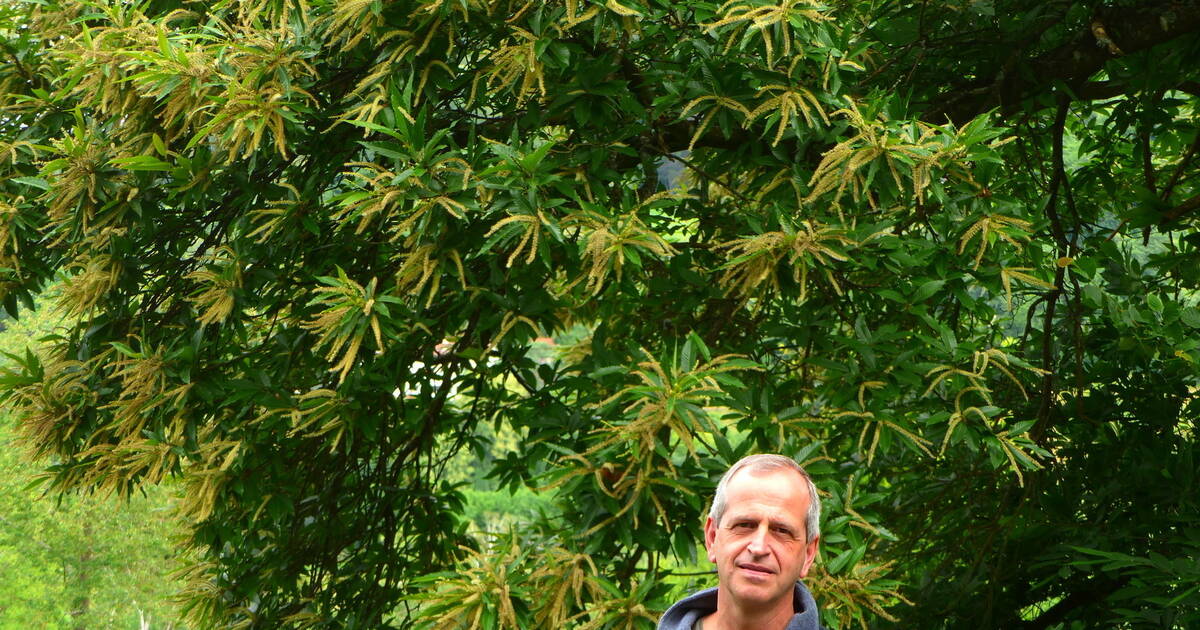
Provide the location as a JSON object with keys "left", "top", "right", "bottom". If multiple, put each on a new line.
{"left": 708, "top": 454, "right": 821, "bottom": 543}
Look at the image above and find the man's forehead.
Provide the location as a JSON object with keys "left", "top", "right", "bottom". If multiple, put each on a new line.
{"left": 728, "top": 464, "right": 808, "bottom": 489}
{"left": 722, "top": 469, "right": 810, "bottom": 513}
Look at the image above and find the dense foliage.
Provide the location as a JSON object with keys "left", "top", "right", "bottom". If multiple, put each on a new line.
{"left": 1, "top": 0, "right": 1198, "bottom": 627}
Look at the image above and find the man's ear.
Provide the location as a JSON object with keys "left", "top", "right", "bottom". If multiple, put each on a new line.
{"left": 798, "top": 534, "right": 820, "bottom": 578}
{"left": 704, "top": 516, "right": 717, "bottom": 563}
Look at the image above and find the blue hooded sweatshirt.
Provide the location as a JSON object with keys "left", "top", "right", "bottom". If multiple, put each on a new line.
{"left": 656, "top": 582, "right": 822, "bottom": 630}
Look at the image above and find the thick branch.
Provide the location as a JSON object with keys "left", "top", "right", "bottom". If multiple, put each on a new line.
{"left": 1076, "top": 79, "right": 1200, "bottom": 101}
{"left": 931, "top": 2, "right": 1200, "bottom": 123}
{"left": 1161, "top": 193, "right": 1200, "bottom": 224}
{"left": 1024, "top": 575, "right": 1131, "bottom": 630}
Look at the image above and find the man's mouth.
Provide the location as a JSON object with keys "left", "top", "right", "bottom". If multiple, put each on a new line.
{"left": 737, "top": 563, "right": 775, "bottom": 576}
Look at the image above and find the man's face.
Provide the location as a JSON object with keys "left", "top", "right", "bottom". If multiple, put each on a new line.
{"left": 704, "top": 468, "right": 819, "bottom": 617}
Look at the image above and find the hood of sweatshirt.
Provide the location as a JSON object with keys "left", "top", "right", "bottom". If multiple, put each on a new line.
{"left": 656, "top": 582, "right": 822, "bottom": 630}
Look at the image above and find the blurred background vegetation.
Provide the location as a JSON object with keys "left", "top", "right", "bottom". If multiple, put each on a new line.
{"left": 0, "top": 296, "right": 182, "bottom": 628}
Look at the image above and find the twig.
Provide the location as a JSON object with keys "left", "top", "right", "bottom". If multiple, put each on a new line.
{"left": 1161, "top": 133, "right": 1200, "bottom": 201}
{"left": 1043, "top": 96, "right": 1073, "bottom": 251}
{"left": 1032, "top": 95, "right": 1073, "bottom": 441}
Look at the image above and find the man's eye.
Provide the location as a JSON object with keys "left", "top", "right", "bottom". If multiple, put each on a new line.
{"left": 733, "top": 522, "right": 754, "bottom": 529}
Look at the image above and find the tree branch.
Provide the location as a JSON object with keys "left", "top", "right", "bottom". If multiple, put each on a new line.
{"left": 1033, "top": 96, "right": 1071, "bottom": 441}
{"left": 1161, "top": 193, "right": 1200, "bottom": 224}
{"left": 1161, "top": 132, "right": 1200, "bottom": 201}
{"left": 930, "top": 1, "right": 1200, "bottom": 124}
{"left": 1024, "top": 575, "right": 1131, "bottom": 630}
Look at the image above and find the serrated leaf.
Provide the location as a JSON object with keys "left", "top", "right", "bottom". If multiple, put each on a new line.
{"left": 912, "top": 279, "right": 945, "bottom": 302}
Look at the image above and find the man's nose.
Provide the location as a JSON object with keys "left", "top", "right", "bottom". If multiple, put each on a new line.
{"left": 746, "top": 525, "right": 770, "bottom": 554}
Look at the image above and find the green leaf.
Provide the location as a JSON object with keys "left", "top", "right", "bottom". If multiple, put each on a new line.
{"left": 110, "top": 155, "right": 172, "bottom": 171}
{"left": 108, "top": 341, "right": 141, "bottom": 358}
{"left": 1183, "top": 308, "right": 1200, "bottom": 329}
{"left": 9, "top": 176, "right": 49, "bottom": 190}
{"left": 911, "top": 279, "right": 945, "bottom": 302}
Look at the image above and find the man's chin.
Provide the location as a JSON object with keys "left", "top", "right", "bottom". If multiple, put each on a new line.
{"left": 727, "top": 577, "right": 787, "bottom": 603}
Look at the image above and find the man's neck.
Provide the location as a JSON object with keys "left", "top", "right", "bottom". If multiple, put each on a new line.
{"left": 698, "top": 605, "right": 794, "bottom": 630}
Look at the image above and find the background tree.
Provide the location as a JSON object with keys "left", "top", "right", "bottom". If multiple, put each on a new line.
{"left": 0, "top": 299, "right": 184, "bottom": 629}
{"left": 0, "top": 0, "right": 1197, "bottom": 628}
{"left": 0, "top": 426, "right": 185, "bottom": 629}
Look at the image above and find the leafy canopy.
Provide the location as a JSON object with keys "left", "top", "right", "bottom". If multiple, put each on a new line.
{"left": 1, "top": 0, "right": 1198, "bottom": 628}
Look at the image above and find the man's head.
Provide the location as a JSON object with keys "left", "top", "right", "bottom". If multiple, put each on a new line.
{"left": 709, "top": 454, "right": 821, "bottom": 543}
{"left": 704, "top": 454, "right": 821, "bottom": 623}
